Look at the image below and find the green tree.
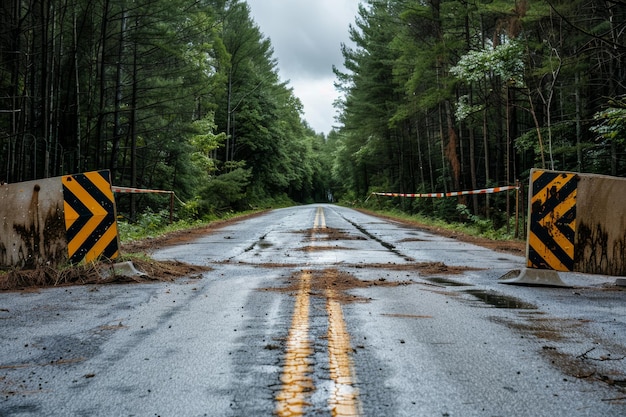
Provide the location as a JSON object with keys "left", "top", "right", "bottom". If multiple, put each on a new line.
{"left": 333, "top": 0, "right": 626, "bottom": 224}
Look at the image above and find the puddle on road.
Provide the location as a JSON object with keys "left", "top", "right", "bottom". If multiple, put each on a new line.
{"left": 425, "top": 277, "right": 472, "bottom": 287}
{"left": 496, "top": 316, "right": 583, "bottom": 342}
{"left": 398, "top": 237, "right": 428, "bottom": 242}
{"left": 298, "top": 227, "right": 366, "bottom": 241}
{"left": 297, "top": 244, "right": 353, "bottom": 252}
{"left": 350, "top": 262, "right": 481, "bottom": 275}
{"left": 464, "top": 289, "right": 537, "bottom": 310}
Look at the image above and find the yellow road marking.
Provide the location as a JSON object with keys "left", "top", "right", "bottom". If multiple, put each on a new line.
{"left": 326, "top": 288, "right": 361, "bottom": 417}
{"left": 275, "top": 271, "right": 313, "bottom": 417}
{"left": 314, "top": 206, "right": 326, "bottom": 229}
{"left": 276, "top": 208, "right": 361, "bottom": 416}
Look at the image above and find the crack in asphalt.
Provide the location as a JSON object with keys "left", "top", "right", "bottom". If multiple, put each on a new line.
{"left": 331, "top": 210, "right": 414, "bottom": 262}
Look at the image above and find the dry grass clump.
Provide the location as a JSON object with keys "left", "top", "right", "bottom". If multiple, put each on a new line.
{"left": 0, "top": 258, "right": 209, "bottom": 292}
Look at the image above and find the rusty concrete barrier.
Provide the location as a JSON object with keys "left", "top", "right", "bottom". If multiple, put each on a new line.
{"left": 502, "top": 169, "right": 626, "bottom": 286}
{"left": 0, "top": 177, "right": 67, "bottom": 268}
{"left": 0, "top": 170, "right": 119, "bottom": 269}
{"left": 575, "top": 172, "right": 626, "bottom": 276}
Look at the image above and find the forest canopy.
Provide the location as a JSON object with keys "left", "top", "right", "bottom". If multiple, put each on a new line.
{"left": 1, "top": 0, "right": 625, "bottom": 224}
{"left": 332, "top": 0, "right": 625, "bottom": 222}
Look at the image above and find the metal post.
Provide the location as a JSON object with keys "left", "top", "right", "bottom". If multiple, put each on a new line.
{"left": 514, "top": 180, "right": 520, "bottom": 238}
{"left": 169, "top": 192, "right": 174, "bottom": 224}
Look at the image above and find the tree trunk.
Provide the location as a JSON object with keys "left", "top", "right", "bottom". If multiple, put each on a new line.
{"left": 482, "top": 109, "right": 490, "bottom": 219}
{"left": 94, "top": 0, "right": 110, "bottom": 170}
{"left": 130, "top": 20, "right": 139, "bottom": 221}
{"left": 110, "top": 9, "right": 126, "bottom": 180}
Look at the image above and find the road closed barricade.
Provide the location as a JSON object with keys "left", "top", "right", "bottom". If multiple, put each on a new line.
{"left": 501, "top": 169, "right": 626, "bottom": 286}
{"left": 0, "top": 170, "right": 120, "bottom": 268}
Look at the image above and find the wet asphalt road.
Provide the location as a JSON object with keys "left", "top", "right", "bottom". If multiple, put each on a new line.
{"left": 1, "top": 204, "right": 626, "bottom": 416}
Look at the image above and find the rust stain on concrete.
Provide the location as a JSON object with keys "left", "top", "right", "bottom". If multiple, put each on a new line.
{"left": 1, "top": 179, "right": 67, "bottom": 268}
{"left": 575, "top": 175, "right": 626, "bottom": 276}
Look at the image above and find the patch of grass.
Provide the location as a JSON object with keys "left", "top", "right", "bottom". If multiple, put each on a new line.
{"left": 118, "top": 208, "right": 265, "bottom": 244}
{"left": 359, "top": 206, "right": 521, "bottom": 241}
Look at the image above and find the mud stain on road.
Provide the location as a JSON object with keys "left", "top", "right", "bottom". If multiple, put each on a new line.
{"left": 274, "top": 268, "right": 368, "bottom": 416}
{"left": 495, "top": 316, "right": 579, "bottom": 342}
{"left": 349, "top": 262, "right": 481, "bottom": 275}
{"left": 298, "top": 227, "right": 367, "bottom": 242}
{"left": 298, "top": 245, "right": 354, "bottom": 252}
{"left": 262, "top": 269, "right": 414, "bottom": 305}
{"left": 493, "top": 314, "right": 626, "bottom": 395}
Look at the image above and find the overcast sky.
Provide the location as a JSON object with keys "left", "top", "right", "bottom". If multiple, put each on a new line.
{"left": 246, "top": 0, "right": 361, "bottom": 135}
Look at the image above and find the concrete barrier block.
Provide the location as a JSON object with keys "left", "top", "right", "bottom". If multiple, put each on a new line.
{"left": 575, "top": 173, "right": 626, "bottom": 276}
{"left": 0, "top": 178, "right": 68, "bottom": 268}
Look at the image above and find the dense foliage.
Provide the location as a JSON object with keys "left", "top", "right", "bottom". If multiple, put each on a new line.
{"left": 0, "top": 0, "right": 330, "bottom": 220}
{"left": 333, "top": 0, "right": 626, "bottom": 224}
{"left": 1, "top": 0, "right": 625, "bottom": 227}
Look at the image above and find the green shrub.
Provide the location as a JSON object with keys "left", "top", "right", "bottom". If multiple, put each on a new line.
{"left": 197, "top": 167, "right": 252, "bottom": 214}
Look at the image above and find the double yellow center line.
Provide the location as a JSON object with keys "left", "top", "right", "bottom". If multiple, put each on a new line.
{"left": 313, "top": 206, "right": 326, "bottom": 229}
{"left": 275, "top": 271, "right": 313, "bottom": 416}
{"left": 275, "top": 207, "right": 361, "bottom": 417}
{"left": 326, "top": 288, "right": 360, "bottom": 416}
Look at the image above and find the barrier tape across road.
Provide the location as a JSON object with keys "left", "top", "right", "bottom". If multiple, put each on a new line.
{"left": 372, "top": 185, "right": 519, "bottom": 198}
{"left": 112, "top": 186, "right": 173, "bottom": 194}
{"left": 112, "top": 185, "right": 187, "bottom": 206}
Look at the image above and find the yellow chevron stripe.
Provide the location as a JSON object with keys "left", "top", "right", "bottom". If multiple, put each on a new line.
{"left": 82, "top": 221, "right": 119, "bottom": 263}
{"left": 531, "top": 169, "right": 544, "bottom": 183}
{"left": 528, "top": 170, "right": 577, "bottom": 272}
{"left": 63, "top": 201, "right": 79, "bottom": 229}
{"left": 66, "top": 213, "right": 104, "bottom": 256}
{"left": 63, "top": 177, "right": 108, "bottom": 217}
{"left": 62, "top": 171, "right": 119, "bottom": 263}
{"left": 536, "top": 189, "right": 576, "bottom": 259}
{"left": 85, "top": 171, "right": 115, "bottom": 203}
{"left": 528, "top": 231, "right": 570, "bottom": 271}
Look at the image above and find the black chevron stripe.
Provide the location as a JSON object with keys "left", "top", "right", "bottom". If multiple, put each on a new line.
{"left": 102, "top": 236, "right": 120, "bottom": 259}
{"left": 532, "top": 171, "right": 558, "bottom": 198}
{"left": 533, "top": 176, "right": 577, "bottom": 223}
{"left": 72, "top": 172, "right": 114, "bottom": 212}
{"left": 528, "top": 246, "right": 551, "bottom": 270}
{"left": 62, "top": 186, "right": 92, "bottom": 242}
{"left": 555, "top": 205, "right": 576, "bottom": 244}
{"left": 529, "top": 224, "right": 575, "bottom": 270}
{"left": 63, "top": 170, "right": 118, "bottom": 264}
{"left": 68, "top": 214, "right": 116, "bottom": 264}
{"left": 528, "top": 170, "right": 577, "bottom": 271}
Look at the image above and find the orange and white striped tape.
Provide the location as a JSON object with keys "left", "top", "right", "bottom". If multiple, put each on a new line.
{"left": 372, "top": 185, "right": 519, "bottom": 198}
{"left": 112, "top": 186, "right": 173, "bottom": 194}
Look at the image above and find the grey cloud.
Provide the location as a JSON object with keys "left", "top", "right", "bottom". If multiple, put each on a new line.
{"left": 249, "top": 0, "right": 357, "bottom": 79}
{"left": 247, "top": 0, "right": 360, "bottom": 133}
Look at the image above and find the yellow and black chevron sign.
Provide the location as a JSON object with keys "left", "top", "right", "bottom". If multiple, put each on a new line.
{"left": 527, "top": 169, "right": 577, "bottom": 271}
{"left": 62, "top": 170, "right": 119, "bottom": 264}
